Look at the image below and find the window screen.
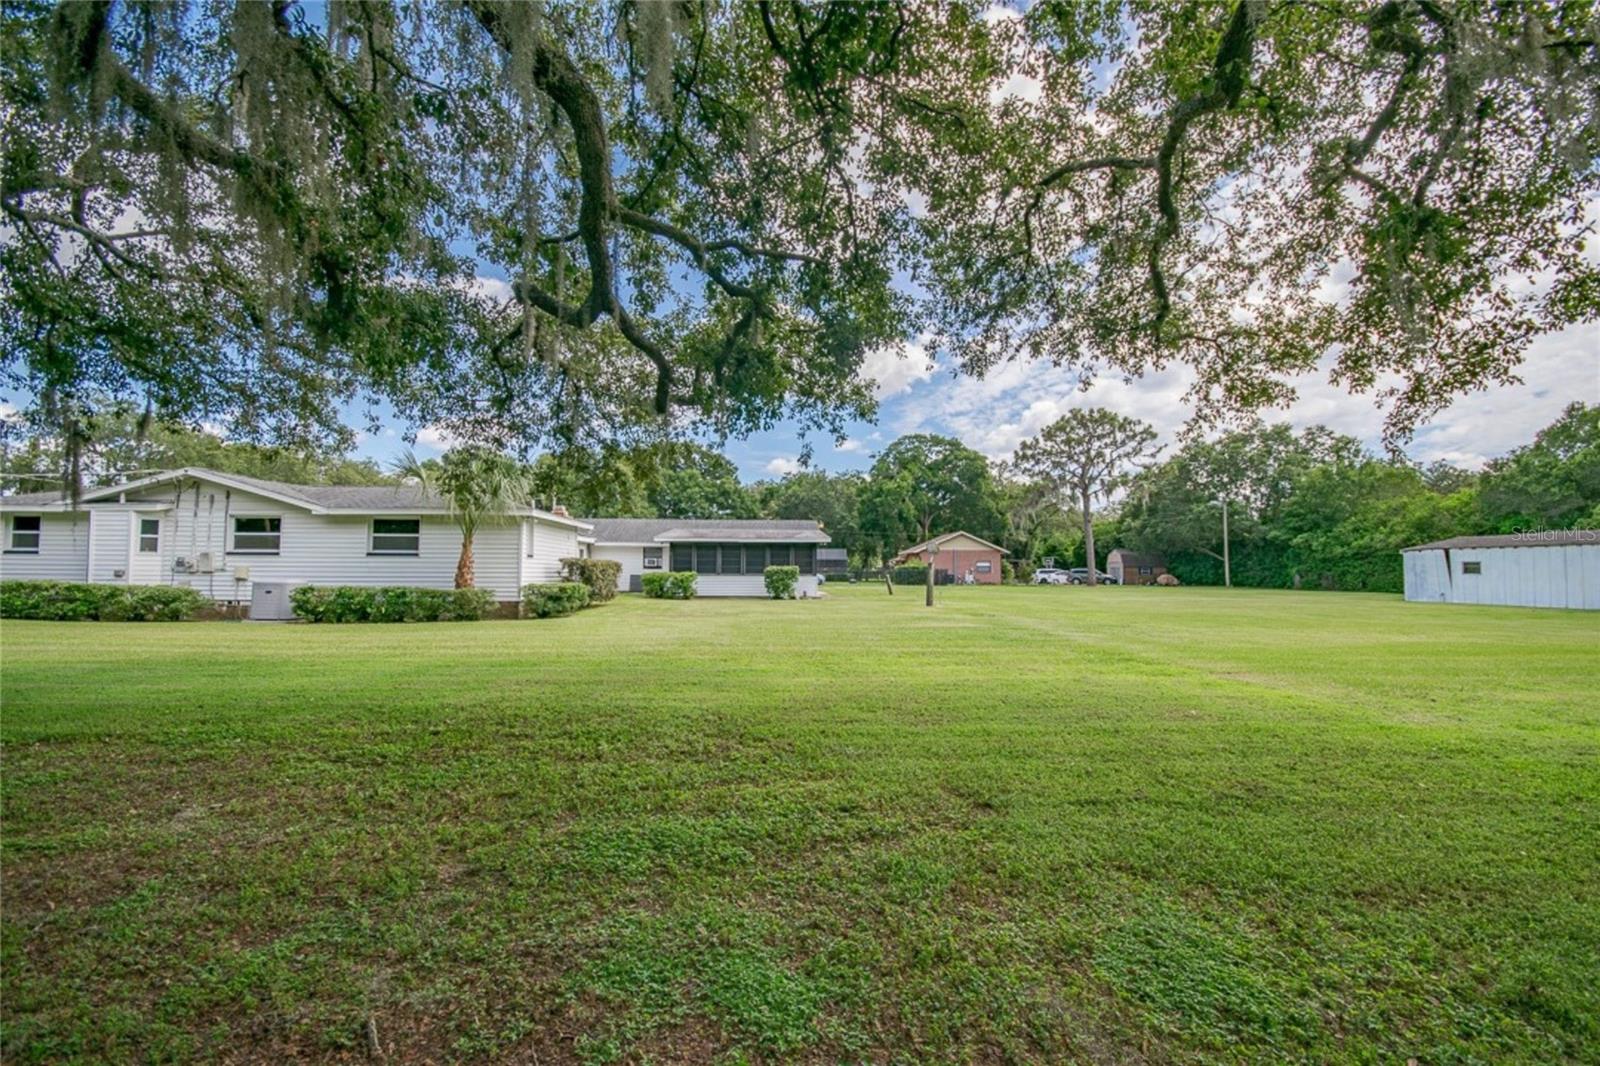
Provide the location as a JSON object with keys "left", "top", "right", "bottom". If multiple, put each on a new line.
{"left": 138, "top": 518, "right": 160, "bottom": 553}
{"left": 9, "top": 515, "right": 41, "bottom": 552}
{"left": 232, "top": 516, "right": 282, "bottom": 552}
{"left": 694, "top": 544, "right": 719, "bottom": 574}
{"left": 744, "top": 544, "right": 766, "bottom": 573}
{"left": 643, "top": 546, "right": 663, "bottom": 569}
{"left": 371, "top": 517, "right": 421, "bottom": 554}
{"left": 769, "top": 544, "right": 792, "bottom": 566}
{"left": 793, "top": 544, "right": 815, "bottom": 574}
{"left": 671, "top": 544, "right": 693, "bottom": 571}
{"left": 1462, "top": 560, "right": 1482, "bottom": 574}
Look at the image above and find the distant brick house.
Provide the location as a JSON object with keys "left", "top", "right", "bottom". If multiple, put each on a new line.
{"left": 890, "top": 531, "right": 1008, "bottom": 585}
{"left": 1106, "top": 549, "right": 1167, "bottom": 586}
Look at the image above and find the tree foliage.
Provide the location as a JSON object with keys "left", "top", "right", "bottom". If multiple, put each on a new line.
{"left": 858, "top": 433, "right": 1002, "bottom": 553}
{"left": 0, "top": 402, "right": 390, "bottom": 494}
{"left": 920, "top": 0, "right": 1600, "bottom": 445}
{"left": 1014, "top": 409, "right": 1161, "bottom": 584}
{"left": 3, "top": 0, "right": 954, "bottom": 461}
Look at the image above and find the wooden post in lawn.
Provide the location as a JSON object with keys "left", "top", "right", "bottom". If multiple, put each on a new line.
{"left": 925, "top": 554, "right": 935, "bottom": 607}
{"left": 1221, "top": 497, "right": 1232, "bottom": 589}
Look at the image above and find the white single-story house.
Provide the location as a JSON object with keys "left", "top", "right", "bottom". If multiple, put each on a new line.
{"left": 0, "top": 468, "right": 831, "bottom": 607}
{"left": 586, "top": 518, "right": 828, "bottom": 597}
{"left": 1401, "top": 531, "right": 1599, "bottom": 609}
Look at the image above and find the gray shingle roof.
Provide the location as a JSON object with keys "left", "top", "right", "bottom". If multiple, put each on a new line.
{"left": 585, "top": 517, "right": 827, "bottom": 543}
{"left": 0, "top": 490, "right": 70, "bottom": 506}
{"left": 1402, "top": 531, "right": 1599, "bottom": 551}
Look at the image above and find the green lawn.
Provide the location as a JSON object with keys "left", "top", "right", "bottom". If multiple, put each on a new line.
{"left": 2, "top": 586, "right": 1597, "bottom": 1064}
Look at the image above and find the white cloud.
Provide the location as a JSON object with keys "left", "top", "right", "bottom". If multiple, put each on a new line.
{"left": 835, "top": 438, "right": 866, "bottom": 453}
{"left": 764, "top": 456, "right": 802, "bottom": 476}
{"left": 880, "top": 321, "right": 1599, "bottom": 469}
{"left": 859, "top": 336, "right": 937, "bottom": 398}
{"left": 414, "top": 424, "right": 456, "bottom": 450}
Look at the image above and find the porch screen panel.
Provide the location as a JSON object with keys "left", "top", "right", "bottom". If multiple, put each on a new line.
{"left": 769, "top": 544, "right": 792, "bottom": 566}
{"left": 744, "top": 544, "right": 766, "bottom": 573}
{"left": 794, "top": 544, "right": 815, "bottom": 574}
{"left": 671, "top": 544, "right": 693, "bottom": 571}
{"left": 694, "top": 544, "right": 719, "bottom": 574}
{"left": 720, "top": 544, "right": 746, "bottom": 575}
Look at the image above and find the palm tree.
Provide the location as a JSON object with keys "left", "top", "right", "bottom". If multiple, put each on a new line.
{"left": 395, "top": 446, "right": 536, "bottom": 588}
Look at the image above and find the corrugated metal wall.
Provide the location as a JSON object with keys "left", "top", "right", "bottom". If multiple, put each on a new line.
{"left": 1404, "top": 545, "right": 1600, "bottom": 609}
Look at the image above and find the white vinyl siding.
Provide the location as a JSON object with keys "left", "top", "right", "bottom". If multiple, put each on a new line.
{"left": 523, "top": 519, "right": 579, "bottom": 584}
{"left": 693, "top": 574, "right": 823, "bottom": 597}
{"left": 0, "top": 513, "right": 89, "bottom": 581}
{"left": 88, "top": 511, "right": 134, "bottom": 584}
{"left": 122, "top": 483, "right": 527, "bottom": 602}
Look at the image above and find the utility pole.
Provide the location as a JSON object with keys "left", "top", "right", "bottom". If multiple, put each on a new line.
{"left": 1221, "top": 497, "right": 1232, "bottom": 589}
{"left": 925, "top": 551, "right": 935, "bottom": 607}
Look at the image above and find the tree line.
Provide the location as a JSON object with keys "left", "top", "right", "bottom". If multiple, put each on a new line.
{"left": 8, "top": 402, "right": 1594, "bottom": 592}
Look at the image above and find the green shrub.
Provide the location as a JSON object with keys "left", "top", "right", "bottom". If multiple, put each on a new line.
{"left": 0, "top": 580, "right": 204, "bottom": 621}
{"left": 558, "top": 557, "right": 621, "bottom": 603}
{"left": 522, "top": 581, "right": 591, "bottom": 618}
{"left": 763, "top": 565, "right": 800, "bottom": 599}
{"left": 641, "top": 571, "right": 697, "bottom": 599}
{"left": 289, "top": 585, "right": 496, "bottom": 622}
{"left": 1001, "top": 560, "right": 1017, "bottom": 584}
{"left": 891, "top": 563, "right": 931, "bottom": 585}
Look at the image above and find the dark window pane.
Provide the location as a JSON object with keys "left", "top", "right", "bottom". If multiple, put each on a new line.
{"left": 695, "top": 544, "right": 719, "bottom": 574}
{"left": 373, "top": 518, "right": 419, "bottom": 535}
{"left": 793, "top": 545, "right": 815, "bottom": 573}
{"left": 671, "top": 544, "right": 692, "bottom": 571}
{"left": 10, "top": 515, "right": 41, "bottom": 551}
{"left": 139, "top": 518, "right": 160, "bottom": 553}
{"left": 769, "top": 544, "right": 792, "bottom": 566}
{"left": 745, "top": 545, "right": 766, "bottom": 573}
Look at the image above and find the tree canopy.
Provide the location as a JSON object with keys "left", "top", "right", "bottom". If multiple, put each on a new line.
{"left": 858, "top": 433, "right": 1002, "bottom": 551}
{"left": 4, "top": 0, "right": 1594, "bottom": 477}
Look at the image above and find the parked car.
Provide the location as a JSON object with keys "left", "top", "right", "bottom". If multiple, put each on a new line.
{"left": 1067, "top": 568, "right": 1119, "bottom": 585}
{"left": 1032, "top": 567, "right": 1072, "bottom": 585}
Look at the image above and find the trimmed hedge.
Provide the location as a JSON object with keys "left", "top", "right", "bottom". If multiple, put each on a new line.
{"left": 0, "top": 580, "right": 206, "bottom": 622}
{"left": 559, "top": 557, "right": 621, "bottom": 603}
{"left": 763, "top": 565, "right": 800, "bottom": 599}
{"left": 891, "top": 563, "right": 932, "bottom": 585}
{"left": 522, "top": 581, "right": 591, "bottom": 618}
{"left": 289, "top": 585, "right": 497, "bottom": 623}
{"left": 641, "top": 571, "right": 697, "bottom": 599}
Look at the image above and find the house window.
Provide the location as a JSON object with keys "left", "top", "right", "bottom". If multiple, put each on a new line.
{"left": 694, "top": 544, "right": 720, "bottom": 574}
{"left": 671, "top": 544, "right": 693, "bottom": 571}
{"left": 231, "top": 516, "right": 281, "bottom": 553}
{"left": 370, "top": 517, "right": 421, "bottom": 555}
{"left": 642, "top": 546, "right": 663, "bottom": 570}
{"left": 1462, "top": 560, "right": 1482, "bottom": 574}
{"left": 975, "top": 560, "right": 992, "bottom": 573}
{"left": 744, "top": 544, "right": 767, "bottom": 573}
{"left": 7, "top": 515, "right": 41, "bottom": 552}
{"left": 138, "top": 518, "right": 160, "bottom": 553}
{"left": 1138, "top": 566, "right": 1153, "bottom": 576}
{"left": 769, "top": 544, "right": 792, "bottom": 567}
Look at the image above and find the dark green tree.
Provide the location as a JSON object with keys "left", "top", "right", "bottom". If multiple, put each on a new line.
{"left": 1477, "top": 403, "right": 1600, "bottom": 531}
{"left": 757, "top": 470, "right": 865, "bottom": 562}
{"left": 859, "top": 434, "right": 1001, "bottom": 554}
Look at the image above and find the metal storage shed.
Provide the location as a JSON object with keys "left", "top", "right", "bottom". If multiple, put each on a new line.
{"left": 1401, "top": 531, "right": 1600, "bottom": 610}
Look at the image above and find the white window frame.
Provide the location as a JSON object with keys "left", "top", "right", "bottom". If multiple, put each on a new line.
{"left": 138, "top": 517, "right": 160, "bottom": 554}
{"left": 229, "top": 514, "right": 283, "bottom": 554}
{"left": 7, "top": 514, "right": 41, "bottom": 553}
{"left": 974, "top": 560, "right": 993, "bottom": 573}
{"left": 642, "top": 546, "right": 664, "bottom": 570}
{"left": 369, "top": 516, "right": 422, "bottom": 556}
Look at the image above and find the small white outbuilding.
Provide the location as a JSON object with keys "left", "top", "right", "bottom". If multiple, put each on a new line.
{"left": 1401, "top": 531, "right": 1600, "bottom": 610}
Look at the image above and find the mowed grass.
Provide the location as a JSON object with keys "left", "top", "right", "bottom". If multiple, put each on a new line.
{"left": 2, "top": 586, "right": 1597, "bottom": 1065}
